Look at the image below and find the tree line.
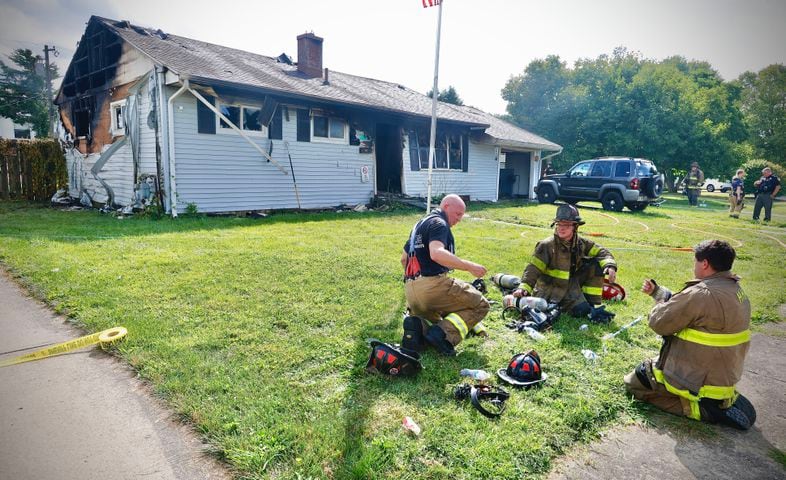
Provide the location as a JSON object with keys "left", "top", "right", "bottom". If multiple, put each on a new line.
{"left": 500, "top": 48, "right": 785, "bottom": 188}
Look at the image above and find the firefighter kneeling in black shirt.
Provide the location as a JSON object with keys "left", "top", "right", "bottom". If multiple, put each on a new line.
{"left": 401, "top": 194, "right": 490, "bottom": 356}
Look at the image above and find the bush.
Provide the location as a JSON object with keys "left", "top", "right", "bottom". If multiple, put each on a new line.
{"left": 740, "top": 159, "right": 784, "bottom": 195}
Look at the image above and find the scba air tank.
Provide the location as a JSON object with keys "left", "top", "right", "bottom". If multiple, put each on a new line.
{"left": 502, "top": 294, "right": 549, "bottom": 311}
{"left": 491, "top": 273, "right": 521, "bottom": 290}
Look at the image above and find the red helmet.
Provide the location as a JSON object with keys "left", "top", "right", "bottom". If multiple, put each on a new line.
{"left": 602, "top": 280, "right": 626, "bottom": 302}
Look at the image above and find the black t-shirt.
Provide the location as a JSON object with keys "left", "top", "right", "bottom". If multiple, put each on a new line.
{"left": 403, "top": 209, "right": 454, "bottom": 277}
{"left": 757, "top": 175, "right": 780, "bottom": 194}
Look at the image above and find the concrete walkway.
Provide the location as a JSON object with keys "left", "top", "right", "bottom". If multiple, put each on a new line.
{"left": 549, "top": 322, "right": 786, "bottom": 480}
{"left": 0, "top": 271, "right": 232, "bottom": 480}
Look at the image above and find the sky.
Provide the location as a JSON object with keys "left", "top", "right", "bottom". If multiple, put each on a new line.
{"left": 1, "top": 0, "right": 785, "bottom": 115}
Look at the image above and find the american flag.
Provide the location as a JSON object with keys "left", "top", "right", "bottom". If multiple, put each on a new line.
{"left": 422, "top": 0, "right": 440, "bottom": 7}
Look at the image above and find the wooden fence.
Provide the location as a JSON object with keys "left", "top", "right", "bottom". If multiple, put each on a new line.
{"left": 0, "top": 139, "right": 67, "bottom": 201}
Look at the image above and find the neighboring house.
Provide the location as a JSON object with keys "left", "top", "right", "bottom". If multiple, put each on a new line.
{"left": 0, "top": 116, "right": 36, "bottom": 139}
{"left": 55, "top": 16, "right": 560, "bottom": 215}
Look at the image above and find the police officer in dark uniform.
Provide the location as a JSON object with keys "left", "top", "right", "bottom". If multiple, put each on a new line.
{"left": 400, "top": 194, "right": 489, "bottom": 356}
{"left": 752, "top": 167, "right": 781, "bottom": 222}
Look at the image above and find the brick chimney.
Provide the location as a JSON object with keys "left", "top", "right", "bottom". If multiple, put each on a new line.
{"left": 297, "top": 32, "right": 323, "bottom": 79}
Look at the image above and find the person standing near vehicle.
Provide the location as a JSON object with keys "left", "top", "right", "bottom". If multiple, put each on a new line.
{"left": 512, "top": 204, "right": 617, "bottom": 321}
{"left": 729, "top": 169, "right": 746, "bottom": 218}
{"left": 752, "top": 167, "right": 781, "bottom": 222}
{"left": 400, "top": 194, "right": 490, "bottom": 356}
{"left": 683, "top": 161, "right": 705, "bottom": 207}
{"left": 624, "top": 240, "right": 756, "bottom": 430}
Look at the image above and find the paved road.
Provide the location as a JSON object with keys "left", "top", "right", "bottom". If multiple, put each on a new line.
{"left": 549, "top": 322, "right": 786, "bottom": 480}
{"left": 0, "top": 271, "right": 232, "bottom": 480}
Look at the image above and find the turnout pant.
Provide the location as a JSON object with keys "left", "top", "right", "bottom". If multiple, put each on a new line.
{"left": 624, "top": 358, "right": 688, "bottom": 417}
{"left": 729, "top": 194, "right": 744, "bottom": 216}
{"left": 686, "top": 188, "right": 700, "bottom": 206}
{"left": 405, "top": 274, "right": 489, "bottom": 346}
{"left": 752, "top": 194, "right": 774, "bottom": 221}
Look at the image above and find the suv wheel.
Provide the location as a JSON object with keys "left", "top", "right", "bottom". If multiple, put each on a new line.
{"left": 706, "top": 184, "right": 715, "bottom": 193}
{"left": 601, "top": 191, "right": 624, "bottom": 212}
{"left": 537, "top": 185, "right": 557, "bottom": 204}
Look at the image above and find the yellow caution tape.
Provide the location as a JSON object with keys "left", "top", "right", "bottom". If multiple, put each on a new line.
{"left": 0, "top": 327, "right": 127, "bottom": 368}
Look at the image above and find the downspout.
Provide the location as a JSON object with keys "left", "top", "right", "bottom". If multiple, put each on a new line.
{"left": 540, "top": 147, "right": 563, "bottom": 164}
{"left": 494, "top": 146, "right": 501, "bottom": 202}
{"left": 166, "top": 78, "right": 190, "bottom": 217}
{"left": 156, "top": 66, "right": 171, "bottom": 215}
{"left": 535, "top": 147, "right": 563, "bottom": 198}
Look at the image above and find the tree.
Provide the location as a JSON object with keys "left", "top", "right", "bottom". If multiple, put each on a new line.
{"left": 426, "top": 85, "right": 464, "bottom": 105}
{"left": 738, "top": 64, "right": 786, "bottom": 165}
{"left": 0, "top": 48, "right": 59, "bottom": 137}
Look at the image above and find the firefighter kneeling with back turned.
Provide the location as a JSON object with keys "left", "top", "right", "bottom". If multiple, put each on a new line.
{"left": 400, "top": 194, "right": 490, "bottom": 356}
{"left": 512, "top": 204, "right": 617, "bottom": 322}
{"left": 624, "top": 239, "right": 756, "bottom": 430}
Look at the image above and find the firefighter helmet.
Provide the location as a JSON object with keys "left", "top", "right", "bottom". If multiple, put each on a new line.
{"left": 497, "top": 350, "right": 548, "bottom": 387}
{"left": 365, "top": 340, "right": 422, "bottom": 377}
{"left": 602, "top": 280, "right": 627, "bottom": 302}
{"left": 551, "top": 204, "right": 585, "bottom": 227}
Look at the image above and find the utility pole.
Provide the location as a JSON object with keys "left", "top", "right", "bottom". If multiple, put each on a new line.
{"left": 43, "top": 45, "right": 58, "bottom": 137}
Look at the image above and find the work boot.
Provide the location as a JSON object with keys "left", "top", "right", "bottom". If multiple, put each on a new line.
{"left": 425, "top": 324, "right": 456, "bottom": 356}
{"left": 401, "top": 315, "right": 426, "bottom": 352}
{"left": 700, "top": 395, "right": 755, "bottom": 430}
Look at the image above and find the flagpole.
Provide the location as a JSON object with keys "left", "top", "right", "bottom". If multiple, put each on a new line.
{"left": 425, "top": 0, "right": 443, "bottom": 213}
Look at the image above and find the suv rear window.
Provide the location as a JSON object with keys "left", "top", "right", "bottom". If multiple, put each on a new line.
{"left": 590, "top": 161, "right": 612, "bottom": 177}
{"left": 614, "top": 161, "right": 632, "bottom": 177}
{"left": 637, "top": 162, "right": 657, "bottom": 176}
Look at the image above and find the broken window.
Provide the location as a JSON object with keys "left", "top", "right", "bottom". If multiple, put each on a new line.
{"left": 218, "top": 103, "right": 265, "bottom": 135}
{"left": 408, "top": 127, "right": 466, "bottom": 172}
{"left": 72, "top": 96, "right": 94, "bottom": 138}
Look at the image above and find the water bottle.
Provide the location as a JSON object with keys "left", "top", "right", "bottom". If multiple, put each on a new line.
{"left": 502, "top": 294, "right": 549, "bottom": 311}
{"left": 459, "top": 368, "right": 491, "bottom": 383}
{"left": 523, "top": 326, "right": 546, "bottom": 342}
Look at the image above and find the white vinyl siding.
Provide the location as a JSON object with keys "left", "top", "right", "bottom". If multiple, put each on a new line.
{"left": 402, "top": 134, "right": 499, "bottom": 201}
{"left": 171, "top": 93, "right": 374, "bottom": 212}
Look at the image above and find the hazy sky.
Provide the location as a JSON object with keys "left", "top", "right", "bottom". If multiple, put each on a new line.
{"left": 1, "top": 0, "right": 784, "bottom": 115}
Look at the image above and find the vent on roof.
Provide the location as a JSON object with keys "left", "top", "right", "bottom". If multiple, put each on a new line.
{"left": 397, "top": 85, "right": 407, "bottom": 90}
{"left": 277, "top": 53, "right": 293, "bottom": 65}
{"left": 155, "top": 29, "right": 168, "bottom": 40}
{"left": 114, "top": 20, "right": 131, "bottom": 28}
{"left": 131, "top": 25, "right": 150, "bottom": 36}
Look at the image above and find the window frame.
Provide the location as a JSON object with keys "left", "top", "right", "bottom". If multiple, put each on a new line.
{"left": 109, "top": 99, "right": 126, "bottom": 137}
{"left": 411, "top": 128, "right": 465, "bottom": 172}
{"left": 310, "top": 113, "right": 348, "bottom": 144}
{"left": 569, "top": 161, "right": 592, "bottom": 178}
{"left": 216, "top": 101, "right": 267, "bottom": 137}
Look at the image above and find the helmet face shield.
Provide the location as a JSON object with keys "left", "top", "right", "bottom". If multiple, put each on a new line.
{"left": 365, "top": 340, "right": 422, "bottom": 377}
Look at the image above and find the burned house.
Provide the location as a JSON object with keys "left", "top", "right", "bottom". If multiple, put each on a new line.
{"left": 56, "top": 16, "right": 560, "bottom": 215}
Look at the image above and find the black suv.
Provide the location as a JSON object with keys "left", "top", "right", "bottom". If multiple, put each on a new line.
{"left": 535, "top": 157, "right": 664, "bottom": 212}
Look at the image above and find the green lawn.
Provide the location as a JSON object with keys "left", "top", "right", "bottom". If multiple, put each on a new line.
{"left": 0, "top": 193, "right": 784, "bottom": 480}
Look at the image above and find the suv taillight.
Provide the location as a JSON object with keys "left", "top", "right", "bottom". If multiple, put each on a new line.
{"left": 629, "top": 178, "right": 640, "bottom": 190}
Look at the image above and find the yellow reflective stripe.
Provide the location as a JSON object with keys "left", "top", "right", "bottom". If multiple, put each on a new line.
{"left": 530, "top": 256, "right": 547, "bottom": 273}
{"left": 652, "top": 367, "right": 736, "bottom": 420}
{"left": 588, "top": 245, "right": 600, "bottom": 257}
{"left": 471, "top": 322, "right": 487, "bottom": 334}
{"left": 444, "top": 313, "right": 469, "bottom": 339}
{"left": 675, "top": 328, "right": 751, "bottom": 347}
{"left": 545, "top": 268, "right": 569, "bottom": 280}
{"left": 582, "top": 286, "right": 602, "bottom": 296}
{"left": 599, "top": 258, "right": 615, "bottom": 268}
{"left": 521, "top": 283, "right": 534, "bottom": 294}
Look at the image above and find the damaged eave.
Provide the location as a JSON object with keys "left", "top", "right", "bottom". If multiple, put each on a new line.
{"left": 477, "top": 134, "right": 562, "bottom": 152}
{"left": 186, "top": 75, "right": 490, "bottom": 130}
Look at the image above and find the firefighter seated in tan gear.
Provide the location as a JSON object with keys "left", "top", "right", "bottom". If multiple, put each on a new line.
{"left": 512, "top": 204, "right": 617, "bottom": 319}
{"left": 400, "top": 194, "right": 490, "bottom": 356}
{"left": 625, "top": 239, "right": 756, "bottom": 430}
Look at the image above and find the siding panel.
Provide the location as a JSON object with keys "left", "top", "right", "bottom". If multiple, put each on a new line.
{"left": 172, "top": 93, "right": 375, "bottom": 212}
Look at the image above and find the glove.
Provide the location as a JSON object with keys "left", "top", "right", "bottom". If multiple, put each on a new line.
{"left": 588, "top": 305, "right": 615, "bottom": 324}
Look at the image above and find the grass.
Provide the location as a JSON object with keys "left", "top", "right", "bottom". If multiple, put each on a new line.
{"left": 0, "top": 192, "right": 784, "bottom": 479}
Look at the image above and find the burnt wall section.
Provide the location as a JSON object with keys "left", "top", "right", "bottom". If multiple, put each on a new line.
{"left": 56, "top": 18, "right": 153, "bottom": 154}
